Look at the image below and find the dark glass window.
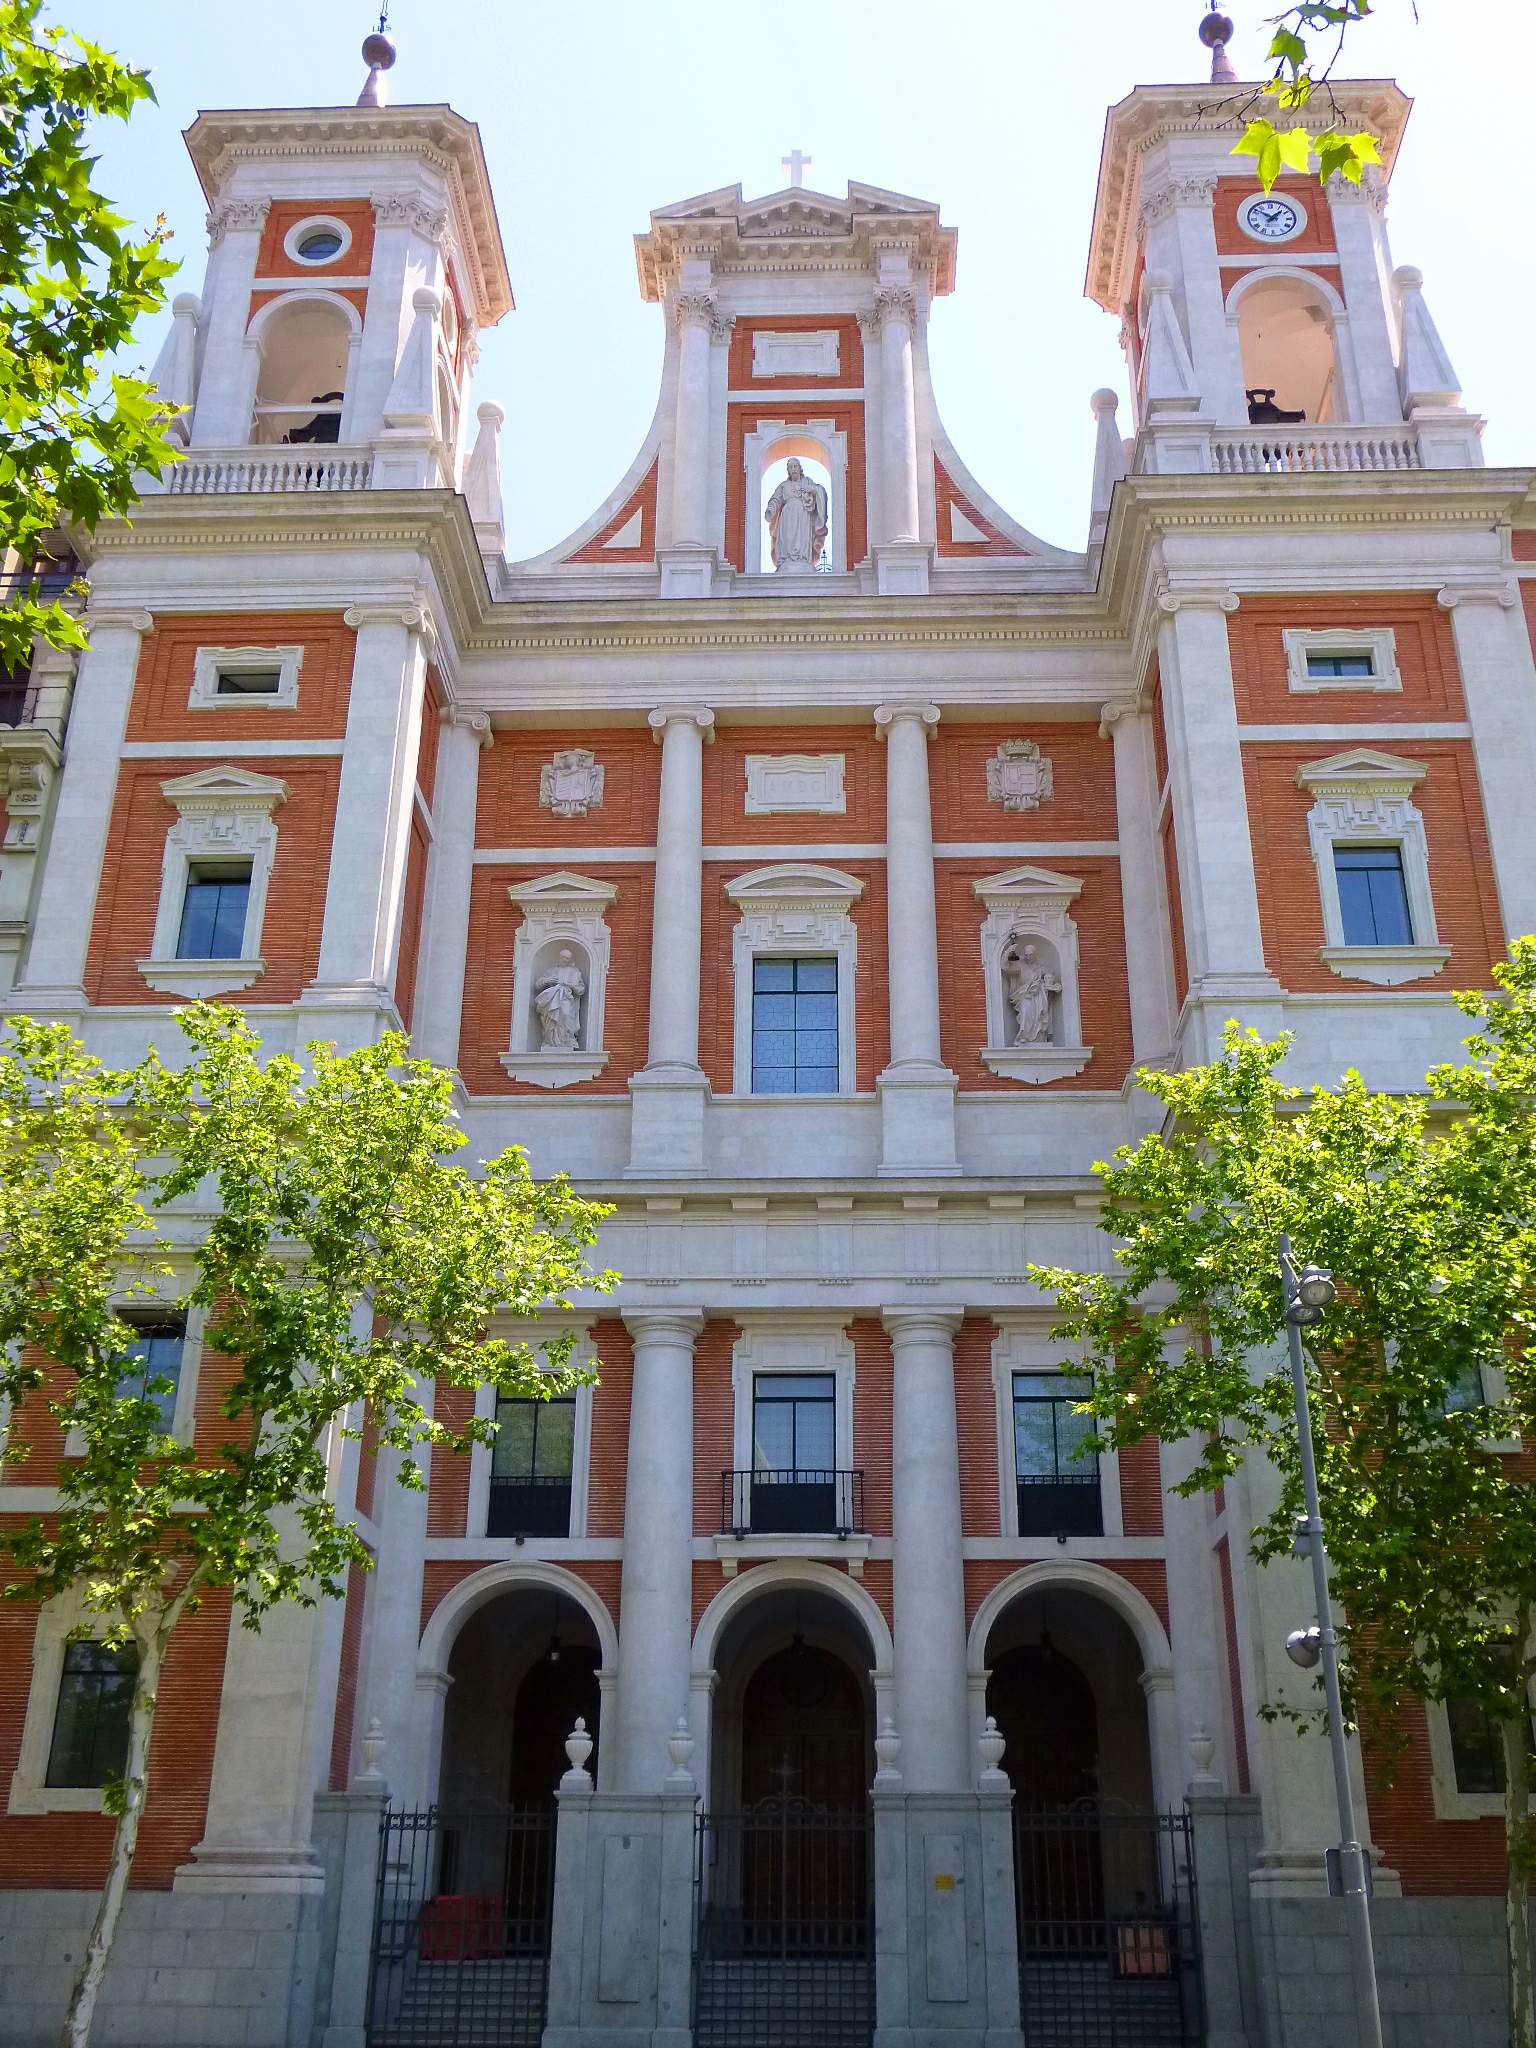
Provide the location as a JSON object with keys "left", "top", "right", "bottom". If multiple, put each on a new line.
{"left": 1334, "top": 846, "right": 1412, "bottom": 947}
{"left": 1443, "top": 1361, "right": 1487, "bottom": 1416}
{"left": 1305, "top": 652, "right": 1377, "bottom": 680}
{"left": 297, "top": 227, "right": 343, "bottom": 262}
{"left": 1447, "top": 1691, "right": 1535, "bottom": 1796}
{"left": 750, "top": 957, "right": 839, "bottom": 1094}
{"left": 752, "top": 1374, "right": 836, "bottom": 1474}
{"left": 45, "top": 1641, "right": 138, "bottom": 1787}
{"left": 176, "top": 865, "right": 252, "bottom": 960}
{"left": 488, "top": 1392, "right": 575, "bottom": 1537}
{"left": 115, "top": 1320, "right": 185, "bottom": 1434}
{"left": 1014, "top": 1373, "right": 1102, "bottom": 1536}
{"left": 214, "top": 668, "right": 283, "bottom": 696}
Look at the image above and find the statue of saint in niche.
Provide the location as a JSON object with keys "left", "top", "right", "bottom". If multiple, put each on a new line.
{"left": 764, "top": 457, "right": 829, "bottom": 572}
{"left": 534, "top": 948, "right": 586, "bottom": 1050}
{"left": 1003, "top": 941, "right": 1060, "bottom": 1047}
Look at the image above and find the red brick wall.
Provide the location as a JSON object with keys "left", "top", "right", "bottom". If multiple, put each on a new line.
{"left": 1117, "top": 1439, "right": 1165, "bottom": 1537}
{"left": 850, "top": 1320, "right": 893, "bottom": 1539}
{"left": 476, "top": 727, "right": 659, "bottom": 849}
{"left": 426, "top": 1383, "right": 473, "bottom": 1540}
{"left": 964, "top": 1557, "right": 1170, "bottom": 1635}
{"left": 84, "top": 758, "right": 339, "bottom": 1007}
{"left": 394, "top": 809, "right": 430, "bottom": 1034}
{"left": 702, "top": 725, "right": 884, "bottom": 844}
{"left": 327, "top": 1555, "right": 371, "bottom": 1791}
{"left": 955, "top": 1317, "right": 1001, "bottom": 1538}
{"left": 1227, "top": 591, "right": 1467, "bottom": 724}
{"left": 1215, "top": 1535, "right": 1250, "bottom": 1794}
{"left": 419, "top": 1560, "right": 621, "bottom": 1644}
{"left": 727, "top": 315, "right": 864, "bottom": 393}
{"left": 255, "top": 198, "right": 376, "bottom": 279}
{"left": 1242, "top": 739, "right": 1506, "bottom": 985}
{"left": 934, "top": 461, "right": 1029, "bottom": 559}
{"left": 726, "top": 404, "right": 867, "bottom": 570}
{"left": 1361, "top": 1708, "right": 1508, "bottom": 1895}
{"left": 1213, "top": 175, "right": 1336, "bottom": 259}
{"left": 568, "top": 462, "right": 658, "bottom": 565}
{"left": 586, "top": 1322, "right": 633, "bottom": 1540}
{"left": 928, "top": 720, "right": 1117, "bottom": 843}
{"left": 125, "top": 611, "right": 354, "bottom": 743}
{"left": 692, "top": 1321, "right": 739, "bottom": 1537}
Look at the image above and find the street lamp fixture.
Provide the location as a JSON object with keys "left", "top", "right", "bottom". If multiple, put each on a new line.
{"left": 1278, "top": 1234, "right": 1384, "bottom": 2048}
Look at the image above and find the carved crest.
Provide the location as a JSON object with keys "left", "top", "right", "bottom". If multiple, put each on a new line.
{"left": 985, "top": 741, "right": 1054, "bottom": 813}
{"left": 538, "top": 748, "right": 605, "bottom": 819}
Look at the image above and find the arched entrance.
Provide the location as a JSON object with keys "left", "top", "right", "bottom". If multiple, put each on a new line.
{"left": 692, "top": 1574, "right": 880, "bottom": 2048}
{"left": 976, "top": 1574, "right": 1202, "bottom": 2045}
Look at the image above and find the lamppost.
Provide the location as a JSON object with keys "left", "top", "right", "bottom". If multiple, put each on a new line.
{"left": 1278, "top": 1233, "right": 1385, "bottom": 2048}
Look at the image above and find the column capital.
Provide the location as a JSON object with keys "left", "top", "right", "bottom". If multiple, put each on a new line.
{"left": 671, "top": 290, "right": 718, "bottom": 335}
{"left": 1156, "top": 584, "right": 1239, "bottom": 616}
{"left": 881, "top": 1306, "right": 965, "bottom": 1341}
{"left": 873, "top": 700, "right": 940, "bottom": 740}
{"left": 206, "top": 196, "right": 270, "bottom": 245}
{"left": 1098, "top": 696, "right": 1141, "bottom": 739}
{"left": 862, "top": 286, "right": 917, "bottom": 334}
{"left": 623, "top": 1308, "right": 707, "bottom": 1345}
{"left": 648, "top": 703, "right": 715, "bottom": 743}
{"left": 441, "top": 704, "right": 494, "bottom": 748}
{"left": 1437, "top": 580, "right": 1519, "bottom": 612}
{"left": 81, "top": 607, "right": 153, "bottom": 638}
{"left": 344, "top": 601, "right": 429, "bottom": 633}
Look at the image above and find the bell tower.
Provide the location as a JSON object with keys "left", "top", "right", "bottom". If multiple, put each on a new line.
{"left": 1084, "top": 12, "right": 1482, "bottom": 468}
{"left": 150, "top": 27, "right": 512, "bottom": 496}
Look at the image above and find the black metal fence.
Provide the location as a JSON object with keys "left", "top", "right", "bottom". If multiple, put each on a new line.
{"left": 367, "top": 1804, "right": 554, "bottom": 2048}
{"left": 720, "top": 1468, "right": 865, "bottom": 1538}
{"left": 486, "top": 1474, "right": 572, "bottom": 1537}
{"left": 693, "top": 1801, "right": 873, "bottom": 2048}
{"left": 1014, "top": 1804, "right": 1203, "bottom": 2045}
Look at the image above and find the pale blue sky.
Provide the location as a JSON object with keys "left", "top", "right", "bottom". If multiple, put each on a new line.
{"left": 56, "top": 1, "right": 1536, "bottom": 561}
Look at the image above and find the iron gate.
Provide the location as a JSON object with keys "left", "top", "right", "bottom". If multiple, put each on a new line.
{"left": 693, "top": 1801, "right": 873, "bottom": 2048}
{"left": 1014, "top": 1804, "right": 1203, "bottom": 2046}
{"left": 366, "top": 1804, "right": 555, "bottom": 2048}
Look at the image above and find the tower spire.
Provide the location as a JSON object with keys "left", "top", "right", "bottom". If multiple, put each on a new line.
{"left": 1199, "top": 4, "right": 1238, "bottom": 84}
{"left": 356, "top": 11, "right": 397, "bottom": 108}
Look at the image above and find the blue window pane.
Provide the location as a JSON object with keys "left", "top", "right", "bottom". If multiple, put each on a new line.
{"left": 177, "top": 871, "right": 251, "bottom": 960}
{"left": 795, "top": 1028, "right": 838, "bottom": 1063}
{"left": 1334, "top": 847, "right": 1411, "bottom": 946}
{"left": 795, "top": 959, "right": 837, "bottom": 992}
{"left": 796, "top": 1068, "right": 838, "bottom": 1093}
{"left": 752, "top": 1030, "right": 797, "bottom": 1068}
{"left": 1307, "top": 653, "right": 1376, "bottom": 679}
{"left": 116, "top": 1325, "right": 184, "bottom": 1433}
{"left": 753, "top": 993, "right": 796, "bottom": 1029}
{"left": 793, "top": 992, "right": 838, "bottom": 1028}
{"left": 753, "top": 959, "right": 794, "bottom": 991}
{"left": 753, "top": 1067, "right": 794, "bottom": 1093}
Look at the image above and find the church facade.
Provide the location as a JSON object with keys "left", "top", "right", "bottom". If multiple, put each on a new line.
{"left": 2, "top": 25, "right": 1535, "bottom": 2048}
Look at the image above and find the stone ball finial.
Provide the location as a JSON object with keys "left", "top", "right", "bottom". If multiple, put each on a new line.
{"left": 1144, "top": 269, "right": 1172, "bottom": 295}
{"left": 172, "top": 292, "right": 202, "bottom": 320}
{"left": 1199, "top": 8, "right": 1238, "bottom": 83}
{"left": 1393, "top": 264, "right": 1425, "bottom": 295}
{"left": 1091, "top": 388, "right": 1120, "bottom": 418}
{"left": 477, "top": 400, "right": 506, "bottom": 428}
{"left": 361, "top": 28, "right": 397, "bottom": 70}
{"left": 413, "top": 285, "right": 444, "bottom": 317}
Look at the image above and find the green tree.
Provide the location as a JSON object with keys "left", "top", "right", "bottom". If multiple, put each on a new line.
{"left": 1032, "top": 940, "right": 1536, "bottom": 2047}
{"left": 0, "top": 0, "right": 179, "bottom": 669}
{"left": 1232, "top": 1, "right": 1385, "bottom": 191}
{"left": 0, "top": 1005, "right": 613, "bottom": 2048}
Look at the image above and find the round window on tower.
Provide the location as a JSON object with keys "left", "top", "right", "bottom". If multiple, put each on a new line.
{"left": 284, "top": 216, "right": 352, "bottom": 268}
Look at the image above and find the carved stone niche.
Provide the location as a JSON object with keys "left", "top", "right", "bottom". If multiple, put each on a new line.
{"left": 500, "top": 872, "right": 617, "bottom": 1088}
{"left": 973, "top": 865, "right": 1092, "bottom": 1084}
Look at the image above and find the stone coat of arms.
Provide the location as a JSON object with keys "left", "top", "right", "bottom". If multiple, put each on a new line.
{"left": 985, "top": 740, "right": 1054, "bottom": 813}
{"left": 539, "top": 748, "right": 605, "bottom": 818}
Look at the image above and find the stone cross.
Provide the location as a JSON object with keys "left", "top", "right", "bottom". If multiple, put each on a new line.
{"left": 782, "top": 149, "right": 812, "bottom": 189}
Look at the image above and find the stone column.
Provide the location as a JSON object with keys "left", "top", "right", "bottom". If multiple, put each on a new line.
{"left": 1155, "top": 589, "right": 1284, "bottom": 1060}
{"left": 1324, "top": 177, "right": 1402, "bottom": 425}
{"left": 14, "top": 609, "right": 151, "bottom": 1009}
{"left": 874, "top": 701, "right": 957, "bottom": 1175}
{"left": 1103, "top": 700, "right": 1177, "bottom": 1064}
{"left": 1139, "top": 176, "right": 1244, "bottom": 425}
{"left": 1438, "top": 581, "right": 1536, "bottom": 941}
{"left": 658, "top": 284, "right": 720, "bottom": 597}
{"left": 410, "top": 707, "right": 491, "bottom": 1068}
{"left": 885, "top": 1309, "right": 969, "bottom": 1792}
{"left": 628, "top": 705, "right": 713, "bottom": 1174}
{"left": 869, "top": 286, "right": 930, "bottom": 595}
{"left": 610, "top": 1310, "right": 701, "bottom": 1792}
{"left": 301, "top": 604, "right": 430, "bottom": 1031}
{"left": 189, "top": 198, "right": 269, "bottom": 446}
{"left": 0, "top": 697, "right": 64, "bottom": 996}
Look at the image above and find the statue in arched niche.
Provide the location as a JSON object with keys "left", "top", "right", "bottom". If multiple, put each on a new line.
{"left": 534, "top": 948, "right": 586, "bottom": 1050}
{"left": 1003, "top": 940, "right": 1060, "bottom": 1047}
{"left": 764, "top": 457, "right": 828, "bottom": 572}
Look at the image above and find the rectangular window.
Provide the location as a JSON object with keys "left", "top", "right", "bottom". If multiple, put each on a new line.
{"left": 115, "top": 1319, "right": 186, "bottom": 1434}
{"left": 214, "top": 667, "right": 283, "bottom": 696}
{"left": 1334, "top": 846, "right": 1413, "bottom": 947}
{"left": 1013, "top": 1372, "right": 1102, "bottom": 1536}
{"left": 750, "top": 957, "right": 839, "bottom": 1094}
{"left": 745, "top": 1373, "right": 842, "bottom": 1533}
{"left": 45, "top": 1641, "right": 138, "bottom": 1788}
{"left": 1443, "top": 1360, "right": 1488, "bottom": 1416}
{"left": 176, "top": 864, "right": 252, "bottom": 960}
{"left": 488, "top": 1392, "right": 575, "bottom": 1537}
{"left": 1305, "top": 652, "right": 1377, "bottom": 681}
{"left": 1447, "top": 1691, "right": 1535, "bottom": 1796}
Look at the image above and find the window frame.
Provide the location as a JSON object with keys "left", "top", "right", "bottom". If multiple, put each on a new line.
{"left": 1332, "top": 843, "right": 1414, "bottom": 949}
{"left": 138, "top": 767, "right": 289, "bottom": 998}
{"left": 991, "top": 1323, "right": 1121, "bottom": 1541}
{"left": 63, "top": 1299, "right": 203, "bottom": 1459}
{"left": 188, "top": 644, "right": 304, "bottom": 711}
{"left": 1427, "top": 1681, "right": 1536, "bottom": 1821}
{"left": 282, "top": 214, "right": 353, "bottom": 269}
{"left": 468, "top": 1324, "right": 595, "bottom": 1544}
{"left": 44, "top": 1638, "right": 139, "bottom": 1791}
{"left": 749, "top": 954, "right": 842, "bottom": 1097}
{"left": 9, "top": 1595, "right": 139, "bottom": 1814}
{"left": 1296, "top": 749, "right": 1450, "bottom": 987}
{"left": 725, "top": 864, "right": 862, "bottom": 1096}
{"left": 1283, "top": 627, "right": 1402, "bottom": 696}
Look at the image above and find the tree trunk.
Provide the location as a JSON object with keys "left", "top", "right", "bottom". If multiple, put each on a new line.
{"left": 1503, "top": 1705, "right": 1536, "bottom": 2048}
{"left": 58, "top": 1631, "right": 164, "bottom": 2048}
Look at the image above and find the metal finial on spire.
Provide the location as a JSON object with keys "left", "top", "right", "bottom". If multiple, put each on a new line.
{"left": 357, "top": 9, "right": 397, "bottom": 108}
{"left": 1198, "top": 4, "right": 1238, "bottom": 84}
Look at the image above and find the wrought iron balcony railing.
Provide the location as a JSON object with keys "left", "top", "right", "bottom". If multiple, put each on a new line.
{"left": 1016, "top": 1471, "right": 1103, "bottom": 1538}
{"left": 721, "top": 1468, "right": 865, "bottom": 1539}
{"left": 487, "top": 1474, "right": 572, "bottom": 1539}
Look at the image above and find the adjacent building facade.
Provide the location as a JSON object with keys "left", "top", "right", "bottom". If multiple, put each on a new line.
{"left": 3, "top": 27, "right": 1536, "bottom": 2048}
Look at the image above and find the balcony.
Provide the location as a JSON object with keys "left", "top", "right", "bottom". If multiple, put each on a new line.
{"left": 487, "top": 1475, "right": 572, "bottom": 1539}
{"left": 163, "top": 446, "right": 374, "bottom": 495}
{"left": 721, "top": 1468, "right": 865, "bottom": 1539}
{"left": 1209, "top": 425, "right": 1425, "bottom": 475}
{"left": 1016, "top": 1473, "right": 1103, "bottom": 1538}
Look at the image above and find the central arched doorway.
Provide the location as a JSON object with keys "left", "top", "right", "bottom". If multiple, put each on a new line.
{"left": 741, "top": 1637, "right": 867, "bottom": 1808}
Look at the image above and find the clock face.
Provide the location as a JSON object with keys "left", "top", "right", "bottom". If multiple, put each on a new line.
{"left": 1242, "top": 195, "right": 1302, "bottom": 241}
